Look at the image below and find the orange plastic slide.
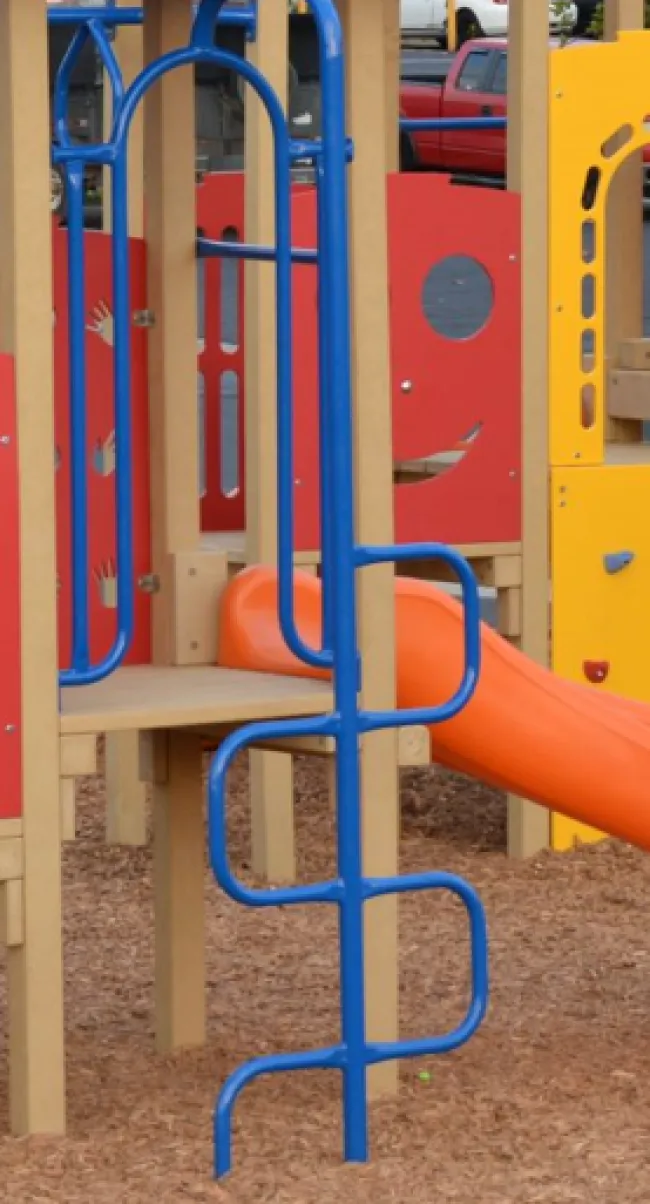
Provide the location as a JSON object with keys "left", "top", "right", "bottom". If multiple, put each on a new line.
{"left": 218, "top": 567, "right": 650, "bottom": 853}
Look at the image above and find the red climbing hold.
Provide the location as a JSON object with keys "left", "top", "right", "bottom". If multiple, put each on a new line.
{"left": 583, "top": 660, "right": 610, "bottom": 685}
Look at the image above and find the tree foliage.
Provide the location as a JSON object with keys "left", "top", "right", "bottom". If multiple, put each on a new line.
{"left": 589, "top": 1, "right": 650, "bottom": 35}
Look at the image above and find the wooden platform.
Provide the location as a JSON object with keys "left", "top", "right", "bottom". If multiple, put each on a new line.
{"left": 60, "top": 666, "right": 333, "bottom": 736}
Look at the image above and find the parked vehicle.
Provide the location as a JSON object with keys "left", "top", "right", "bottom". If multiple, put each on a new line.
{"left": 400, "top": 0, "right": 578, "bottom": 46}
{"left": 399, "top": 37, "right": 650, "bottom": 211}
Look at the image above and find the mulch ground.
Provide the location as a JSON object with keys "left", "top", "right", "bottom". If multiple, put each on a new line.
{"left": 1, "top": 756, "right": 650, "bottom": 1202}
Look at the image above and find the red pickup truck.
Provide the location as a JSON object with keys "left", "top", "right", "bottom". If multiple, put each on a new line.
{"left": 399, "top": 38, "right": 650, "bottom": 206}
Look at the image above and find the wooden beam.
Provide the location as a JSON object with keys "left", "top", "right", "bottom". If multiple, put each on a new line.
{"left": 103, "top": 0, "right": 145, "bottom": 237}
{"left": 604, "top": 0, "right": 644, "bottom": 444}
{"left": 103, "top": 0, "right": 149, "bottom": 848}
{"left": 506, "top": 0, "right": 551, "bottom": 856}
{"left": 384, "top": 0, "right": 400, "bottom": 172}
{"left": 153, "top": 730, "right": 206, "bottom": 1051}
{"left": 0, "top": 0, "right": 65, "bottom": 1136}
{"left": 340, "top": 0, "right": 400, "bottom": 1098}
{"left": 143, "top": 0, "right": 200, "bottom": 664}
{"left": 244, "top": 0, "right": 296, "bottom": 884}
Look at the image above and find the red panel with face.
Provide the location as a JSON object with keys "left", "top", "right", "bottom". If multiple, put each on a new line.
{"left": 389, "top": 173, "right": 521, "bottom": 546}
{"left": 0, "top": 355, "right": 22, "bottom": 818}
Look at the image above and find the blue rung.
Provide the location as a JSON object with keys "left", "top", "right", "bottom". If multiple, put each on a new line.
{"left": 196, "top": 235, "right": 318, "bottom": 265}
{"left": 48, "top": 3, "right": 257, "bottom": 37}
{"left": 208, "top": 711, "right": 489, "bottom": 1175}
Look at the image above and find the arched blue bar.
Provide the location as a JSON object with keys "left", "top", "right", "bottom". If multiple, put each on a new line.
{"left": 51, "top": 0, "right": 490, "bottom": 1176}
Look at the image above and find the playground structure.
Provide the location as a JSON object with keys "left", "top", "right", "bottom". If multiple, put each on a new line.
{"left": 1, "top": 0, "right": 650, "bottom": 1182}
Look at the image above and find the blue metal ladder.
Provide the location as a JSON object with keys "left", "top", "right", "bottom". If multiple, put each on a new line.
{"left": 52, "top": 0, "right": 489, "bottom": 1177}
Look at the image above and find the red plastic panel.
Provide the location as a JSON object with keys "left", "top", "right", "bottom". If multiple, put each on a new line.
{"left": 198, "top": 172, "right": 321, "bottom": 549}
{"left": 0, "top": 355, "right": 22, "bottom": 818}
{"left": 197, "top": 172, "right": 247, "bottom": 533}
{"left": 53, "top": 228, "right": 152, "bottom": 670}
{"left": 388, "top": 173, "right": 521, "bottom": 546}
{"left": 289, "top": 188, "right": 320, "bottom": 552}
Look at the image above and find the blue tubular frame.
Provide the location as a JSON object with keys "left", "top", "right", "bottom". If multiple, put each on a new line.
{"left": 48, "top": 4, "right": 258, "bottom": 38}
{"left": 198, "top": 0, "right": 488, "bottom": 1180}
{"left": 52, "top": 0, "right": 488, "bottom": 1173}
{"left": 54, "top": 17, "right": 134, "bottom": 685}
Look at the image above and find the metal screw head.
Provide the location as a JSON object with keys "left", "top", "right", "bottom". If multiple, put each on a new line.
{"left": 401, "top": 380, "right": 413, "bottom": 394}
{"left": 0, "top": 435, "right": 10, "bottom": 445}
{"left": 4, "top": 723, "right": 16, "bottom": 733}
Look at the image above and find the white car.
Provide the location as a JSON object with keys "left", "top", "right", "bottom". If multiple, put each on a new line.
{"left": 401, "top": 0, "right": 578, "bottom": 45}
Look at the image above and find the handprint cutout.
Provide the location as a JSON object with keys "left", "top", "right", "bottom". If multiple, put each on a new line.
{"left": 86, "top": 300, "right": 114, "bottom": 346}
{"left": 93, "top": 559, "right": 117, "bottom": 609}
{"left": 93, "top": 430, "right": 116, "bottom": 477}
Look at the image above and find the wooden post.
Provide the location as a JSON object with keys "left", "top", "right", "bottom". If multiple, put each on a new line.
{"left": 143, "top": 0, "right": 205, "bottom": 1048}
{"left": 447, "top": 0, "right": 458, "bottom": 51}
{"left": 153, "top": 730, "right": 206, "bottom": 1051}
{"left": 506, "top": 0, "right": 551, "bottom": 856}
{"left": 0, "top": 0, "right": 65, "bottom": 1134}
{"left": 103, "top": 0, "right": 148, "bottom": 848}
{"left": 245, "top": 0, "right": 295, "bottom": 883}
{"left": 103, "top": 0, "right": 145, "bottom": 236}
{"left": 144, "top": 0, "right": 200, "bottom": 659}
{"left": 384, "top": 0, "right": 401, "bottom": 172}
{"left": 604, "top": 0, "right": 644, "bottom": 444}
{"left": 340, "top": 0, "right": 400, "bottom": 1098}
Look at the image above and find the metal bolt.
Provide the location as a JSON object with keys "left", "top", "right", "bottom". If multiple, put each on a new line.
{"left": 556, "top": 304, "right": 564, "bottom": 313}
{"left": 190, "top": 641, "right": 199, "bottom": 651}
{"left": 295, "top": 478, "right": 302, "bottom": 486}
{"left": 574, "top": 452, "right": 581, "bottom": 459}
{"left": 138, "top": 573, "right": 161, "bottom": 594}
{"left": 508, "top": 470, "right": 517, "bottom": 479}
{"left": 4, "top": 723, "right": 16, "bottom": 733}
{"left": 555, "top": 90, "right": 563, "bottom": 99}
{"left": 133, "top": 309, "right": 156, "bottom": 328}
{"left": 559, "top": 501, "right": 567, "bottom": 508}
{"left": 509, "top": 254, "right": 518, "bottom": 263}
{"left": 0, "top": 435, "right": 10, "bottom": 445}
{"left": 401, "top": 380, "right": 413, "bottom": 394}
{"left": 188, "top": 567, "right": 197, "bottom": 577}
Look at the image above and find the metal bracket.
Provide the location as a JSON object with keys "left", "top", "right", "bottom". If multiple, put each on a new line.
{"left": 133, "top": 309, "right": 156, "bottom": 329}
{"left": 138, "top": 574, "right": 161, "bottom": 594}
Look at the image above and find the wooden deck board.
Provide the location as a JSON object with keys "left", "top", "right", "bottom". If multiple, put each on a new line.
{"left": 60, "top": 666, "right": 333, "bottom": 736}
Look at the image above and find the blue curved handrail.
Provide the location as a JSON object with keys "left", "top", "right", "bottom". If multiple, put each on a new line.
{"left": 202, "top": 0, "right": 488, "bottom": 1177}
{"left": 52, "top": 0, "right": 489, "bottom": 1178}
{"left": 48, "top": 4, "right": 257, "bottom": 37}
{"left": 56, "top": 32, "right": 332, "bottom": 680}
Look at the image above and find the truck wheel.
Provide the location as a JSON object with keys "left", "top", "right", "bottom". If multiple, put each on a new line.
{"left": 399, "top": 132, "right": 416, "bottom": 172}
{"left": 456, "top": 8, "right": 483, "bottom": 45}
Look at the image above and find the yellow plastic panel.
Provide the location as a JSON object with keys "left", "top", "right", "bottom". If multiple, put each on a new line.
{"left": 551, "top": 462, "right": 650, "bottom": 849}
{"left": 549, "top": 33, "right": 650, "bottom": 468}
